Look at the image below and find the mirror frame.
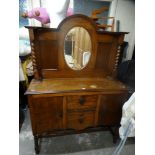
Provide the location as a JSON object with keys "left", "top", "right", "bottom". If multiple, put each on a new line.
{"left": 58, "top": 14, "right": 98, "bottom": 71}
{"left": 64, "top": 26, "right": 92, "bottom": 70}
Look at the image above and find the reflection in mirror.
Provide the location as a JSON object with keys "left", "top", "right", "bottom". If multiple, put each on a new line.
{"left": 64, "top": 27, "right": 91, "bottom": 70}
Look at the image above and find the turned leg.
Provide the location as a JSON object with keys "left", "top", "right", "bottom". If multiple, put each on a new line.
{"left": 34, "top": 136, "right": 40, "bottom": 154}
{"left": 113, "top": 126, "right": 119, "bottom": 143}
{"left": 109, "top": 126, "right": 120, "bottom": 144}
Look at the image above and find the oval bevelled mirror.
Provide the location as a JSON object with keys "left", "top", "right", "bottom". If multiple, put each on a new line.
{"left": 64, "top": 27, "right": 92, "bottom": 70}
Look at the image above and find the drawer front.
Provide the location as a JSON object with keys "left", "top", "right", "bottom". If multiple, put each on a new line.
{"left": 66, "top": 95, "right": 98, "bottom": 111}
{"left": 67, "top": 111, "right": 95, "bottom": 130}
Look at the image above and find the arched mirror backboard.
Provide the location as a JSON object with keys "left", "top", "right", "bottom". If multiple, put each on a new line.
{"left": 64, "top": 27, "right": 92, "bottom": 70}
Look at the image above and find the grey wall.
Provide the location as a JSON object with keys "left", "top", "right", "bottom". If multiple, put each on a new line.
{"left": 108, "top": 0, "right": 135, "bottom": 60}
{"left": 73, "top": 0, "right": 110, "bottom": 24}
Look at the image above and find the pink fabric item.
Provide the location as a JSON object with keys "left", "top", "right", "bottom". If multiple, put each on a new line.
{"left": 67, "top": 7, "right": 73, "bottom": 16}
{"left": 27, "top": 8, "right": 50, "bottom": 24}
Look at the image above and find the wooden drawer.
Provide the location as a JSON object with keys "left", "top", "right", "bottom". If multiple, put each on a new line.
{"left": 66, "top": 95, "right": 97, "bottom": 111}
{"left": 67, "top": 111, "right": 95, "bottom": 130}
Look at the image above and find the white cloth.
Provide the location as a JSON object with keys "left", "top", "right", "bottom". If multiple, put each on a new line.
{"left": 19, "top": 27, "right": 31, "bottom": 56}
{"left": 65, "top": 54, "right": 74, "bottom": 68}
{"left": 19, "top": 58, "right": 25, "bottom": 81}
{"left": 119, "top": 93, "right": 135, "bottom": 139}
{"left": 19, "top": 27, "right": 29, "bottom": 40}
{"left": 112, "top": 93, "right": 135, "bottom": 155}
{"left": 19, "top": 43, "right": 31, "bottom": 56}
{"left": 46, "top": 0, "right": 70, "bottom": 28}
{"left": 83, "top": 51, "right": 91, "bottom": 66}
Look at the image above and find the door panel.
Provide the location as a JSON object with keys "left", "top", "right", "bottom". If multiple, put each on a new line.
{"left": 29, "top": 96, "right": 63, "bottom": 134}
{"left": 98, "top": 94, "right": 127, "bottom": 126}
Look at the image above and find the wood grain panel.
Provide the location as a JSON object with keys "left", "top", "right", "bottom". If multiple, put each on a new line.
{"left": 95, "top": 42, "right": 112, "bottom": 71}
{"left": 98, "top": 94, "right": 127, "bottom": 126}
{"left": 42, "top": 69, "right": 107, "bottom": 78}
{"left": 26, "top": 78, "right": 127, "bottom": 95}
{"left": 29, "top": 96, "right": 63, "bottom": 134}
{"left": 38, "top": 40, "right": 58, "bottom": 69}
{"left": 38, "top": 31, "right": 58, "bottom": 40}
{"left": 63, "top": 96, "right": 67, "bottom": 129}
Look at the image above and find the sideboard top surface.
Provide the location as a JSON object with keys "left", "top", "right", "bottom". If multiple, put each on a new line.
{"left": 26, "top": 77, "right": 127, "bottom": 95}
{"left": 25, "top": 26, "right": 128, "bottom": 35}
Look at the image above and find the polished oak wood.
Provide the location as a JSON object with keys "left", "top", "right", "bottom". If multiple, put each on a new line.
{"left": 26, "top": 77, "right": 127, "bottom": 94}
{"left": 26, "top": 14, "right": 128, "bottom": 154}
{"left": 26, "top": 14, "right": 128, "bottom": 80}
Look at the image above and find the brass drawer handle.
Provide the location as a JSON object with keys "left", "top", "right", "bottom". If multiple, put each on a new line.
{"left": 79, "top": 97, "right": 85, "bottom": 105}
{"left": 57, "top": 112, "right": 63, "bottom": 118}
{"left": 78, "top": 117, "right": 84, "bottom": 124}
{"left": 67, "top": 108, "right": 95, "bottom": 113}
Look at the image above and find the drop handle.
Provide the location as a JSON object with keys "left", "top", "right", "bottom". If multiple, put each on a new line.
{"left": 78, "top": 116, "right": 84, "bottom": 123}
{"left": 58, "top": 112, "right": 63, "bottom": 118}
{"left": 79, "top": 97, "right": 85, "bottom": 105}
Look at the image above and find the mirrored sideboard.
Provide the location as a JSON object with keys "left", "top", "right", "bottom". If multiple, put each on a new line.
{"left": 26, "top": 14, "right": 128, "bottom": 154}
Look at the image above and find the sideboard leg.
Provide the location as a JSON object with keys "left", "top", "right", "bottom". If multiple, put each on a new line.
{"left": 34, "top": 136, "right": 40, "bottom": 154}
{"left": 109, "top": 126, "right": 120, "bottom": 144}
{"left": 113, "top": 135, "right": 118, "bottom": 144}
{"left": 113, "top": 126, "right": 120, "bottom": 144}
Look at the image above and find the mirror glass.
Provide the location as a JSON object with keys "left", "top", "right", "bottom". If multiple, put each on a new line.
{"left": 64, "top": 27, "right": 92, "bottom": 70}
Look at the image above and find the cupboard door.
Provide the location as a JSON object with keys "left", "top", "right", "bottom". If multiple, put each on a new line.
{"left": 29, "top": 96, "right": 63, "bottom": 134}
{"left": 98, "top": 94, "right": 127, "bottom": 126}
